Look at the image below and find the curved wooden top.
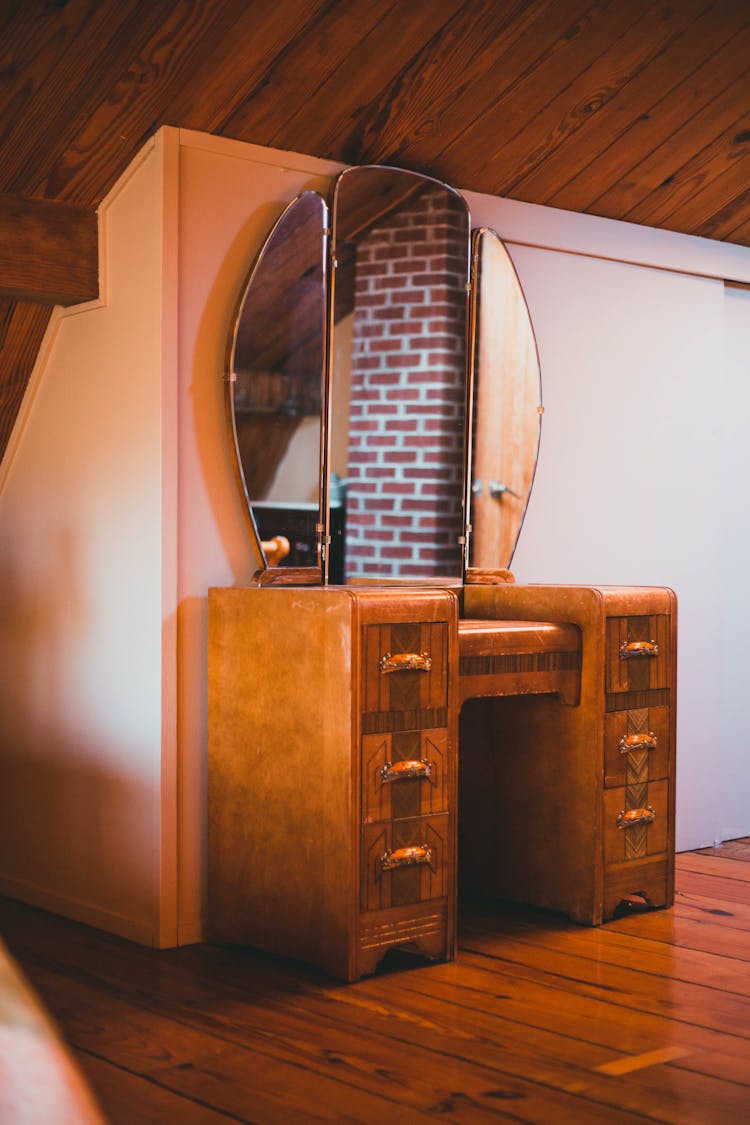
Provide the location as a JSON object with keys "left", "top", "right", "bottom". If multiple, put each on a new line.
{"left": 458, "top": 618, "right": 581, "bottom": 658}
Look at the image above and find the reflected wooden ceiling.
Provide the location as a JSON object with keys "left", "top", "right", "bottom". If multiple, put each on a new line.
{"left": 1, "top": 0, "right": 749, "bottom": 458}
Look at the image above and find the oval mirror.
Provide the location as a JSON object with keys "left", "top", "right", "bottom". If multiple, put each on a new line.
{"left": 467, "top": 228, "right": 541, "bottom": 572}
{"left": 226, "top": 190, "right": 328, "bottom": 581}
{"left": 327, "top": 165, "right": 471, "bottom": 583}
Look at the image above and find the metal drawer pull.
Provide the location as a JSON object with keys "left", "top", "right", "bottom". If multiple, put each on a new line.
{"left": 380, "top": 759, "right": 432, "bottom": 782}
{"left": 379, "top": 651, "right": 432, "bottom": 674}
{"left": 617, "top": 806, "right": 656, "bottom": 828}
{"left": 619, "top": 732, "right": 657, "bottom": 754}
{"left": 380, "top": 845, "right": 432, "bottom": 871}
{"left": 619, "top": 640, "right": 658, "bottom": 659}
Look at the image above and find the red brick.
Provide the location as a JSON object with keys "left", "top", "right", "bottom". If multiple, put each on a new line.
{"left": 367, "top": 338, "right": 403, "bottom": 353}
{"left": 393, "top": 258, "right": 427, "bottom": 274}
{"left": 386, "top": 354, "right": 422, "bottom": 369}
{"left": 367, "top": 372, "right": 402, "bottom": 385}
{"left": 410, "top": 335, "right": 462, "bottom": 351}
{"left": 387, "top": 320, "right": 425, "bottom": 335}
{"left": 394, "top": 228, "right": 427, "bottom": 243}
{"left": 400, "top": 499, "right": 435, "bottom": 511}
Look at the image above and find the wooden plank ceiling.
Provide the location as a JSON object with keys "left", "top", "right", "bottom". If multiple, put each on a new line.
{"left": 1, "top": 0, "right": 749, "bottom": 458}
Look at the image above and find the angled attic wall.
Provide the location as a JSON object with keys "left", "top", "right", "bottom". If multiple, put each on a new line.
{"left": 0, "top": 129, "right": 178, "bottom": 946}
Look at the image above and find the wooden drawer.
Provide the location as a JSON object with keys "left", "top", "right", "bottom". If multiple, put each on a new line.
{"left": 605, "top": 615, "right": 671, "bottom": 694}
{"left": 604, "top": 705, "right": 670, "bottom": 788}
{"left": 361, "top": 814, "right": 450, "bottom": 912}
{"left": 361, "top": 621, "right": 449, "bottom": 714}
{"left": 362, "top": 728, "right": 448, "bottom": 823}
{"left": 603, "top": 779, "right": 669, "bottom": 865}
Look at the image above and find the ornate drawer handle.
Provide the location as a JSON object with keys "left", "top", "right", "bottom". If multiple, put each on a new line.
{"left": 619, "top": 640, "right": 658, "bottom": 660}
{"left": 380, "top": 845, "right": 432, "bottom": 871}
{"left": 380, "top": 759, "right": 432, "bottom": 782}
{"left": 379, "top": 651, "right": 432, "bottom": 674}
{"left": 618, "top": 732, "right": 657, "bottom": 754}
{"left": 617, "top": 806, "right": 656, "bottom": 829}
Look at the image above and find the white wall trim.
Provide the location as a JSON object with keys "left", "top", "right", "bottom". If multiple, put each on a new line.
{"left": 178, "top": 129, "right": 750, "bottom": 284}
{"left": 0, "top": 873, "right": 157, "bottom": 947}
{"left": 178, "top": 127, "right": 343, "bottom": 177}
{"left": 156, "top": 126, "right": 180, "bottom": 948}
{"left": 464, "top": 193, "right": 750, "bottom": 286}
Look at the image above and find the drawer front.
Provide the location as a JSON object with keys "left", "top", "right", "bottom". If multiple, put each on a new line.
{"left": 604, "top": 705, "right": 670, "bottom": 788}
{"left": 362, "top": 621, "right": 449, "bottom": 715}
{"left": 605, "top": 615, "right": 671, "bottom": 694}
{"left": 361, "top": 814, "right": 450, "bottom": 912}
{"left": 604, "top": 779, "right": 669, "bottom": 865}
{"left": 362, "top": 728, "right": 448, "bottom": 823}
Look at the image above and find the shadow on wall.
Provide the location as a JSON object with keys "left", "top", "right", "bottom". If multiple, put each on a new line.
{"left": 0, "top": 745, "right": 155, "bottom": 929}
{"left": 0, "top": 534, "right": 156, "bottom": 932}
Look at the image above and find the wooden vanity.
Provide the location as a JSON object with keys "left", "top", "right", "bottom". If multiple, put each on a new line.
{"left": 209, "top": 162, "right": 677, "bottom": 980}
{"left": 207, "top": 581, "right": 676, "bottom": 981}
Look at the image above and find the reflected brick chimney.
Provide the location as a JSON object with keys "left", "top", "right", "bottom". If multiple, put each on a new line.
{"left": 345, "top": 185, "right": 467, "bottom": 577}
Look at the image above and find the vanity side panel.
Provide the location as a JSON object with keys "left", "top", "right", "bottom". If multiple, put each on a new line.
{"left": 207, "top": 586, "right": 356, "bottom": 979}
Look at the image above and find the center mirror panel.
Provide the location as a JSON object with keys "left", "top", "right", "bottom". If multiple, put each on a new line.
{"left": 327, "top": 166, "right": 471, "bottom": 584}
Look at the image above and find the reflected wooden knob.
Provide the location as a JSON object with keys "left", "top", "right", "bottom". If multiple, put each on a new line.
{"left": 261, "top": 535, "right": 291, "bottom": 566}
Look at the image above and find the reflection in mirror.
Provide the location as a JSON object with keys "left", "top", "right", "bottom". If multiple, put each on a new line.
{"left": 227, "top": 191, "right": 328, "bottom": 577}
{"left": 328, "top": 166, "right": 470, "bottom": 582}
{"left": 468, "top": 228, "right": 541, "bottom": 570}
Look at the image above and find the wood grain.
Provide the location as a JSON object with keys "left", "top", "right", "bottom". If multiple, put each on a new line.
{"left": 0, "top": 299, "right": 52, "bottom": 457}
{"left": 0, "top": 193, "right": 97, "bottom": 304}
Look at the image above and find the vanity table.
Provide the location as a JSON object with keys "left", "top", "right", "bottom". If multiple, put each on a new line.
{"left": 208, "top": 165, "right": 676, "bottom": 981}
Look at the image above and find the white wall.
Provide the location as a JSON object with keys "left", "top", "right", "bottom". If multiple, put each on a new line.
{"left": 2, "top": 128, "right": 750, "bottom": 945}
{"left": 499, "top": 250, "right": 726, "bottom": 850}
{"left": 718, "top": 285, "right": 750, "bottom": 843}
{"left": 0, "top": 132, "right": 178, "bottom": 944}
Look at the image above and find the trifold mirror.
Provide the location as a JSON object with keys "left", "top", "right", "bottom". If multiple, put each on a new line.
{"left": 225, "top": 165, "right": 541, "bottom": 586}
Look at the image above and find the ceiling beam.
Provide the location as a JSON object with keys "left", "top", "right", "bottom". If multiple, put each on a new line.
{"left": 0, "top": 194, "right": 98, "bottom": 306}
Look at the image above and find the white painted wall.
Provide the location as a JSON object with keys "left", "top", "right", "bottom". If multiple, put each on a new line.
{"left": 463, "top": 187, "right": 750, "bottom": 851}
{"left": 0, "top": 131, "right": 178, "bottom": 944}
{"left": 2, "top": 128, "right": 750, "bottom": 945}
{"left": 718, "top": 285, "right": 750, "bottom": 844}
{"left": 497, "top": 250, "right": 726, "bottom": 851}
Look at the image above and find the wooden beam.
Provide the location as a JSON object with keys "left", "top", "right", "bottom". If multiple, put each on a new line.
{"left": 0, "top": 193, "right": 98, "bottom": 305}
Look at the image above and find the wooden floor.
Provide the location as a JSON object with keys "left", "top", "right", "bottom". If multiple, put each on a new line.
{"left": 2, "top": 842, "right": 750, "bottom": 1124}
